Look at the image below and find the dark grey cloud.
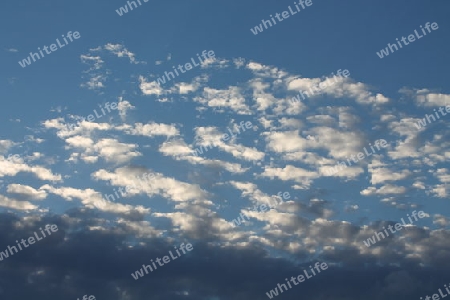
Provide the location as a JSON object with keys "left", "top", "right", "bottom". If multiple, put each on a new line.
{"left": 0, "top": 211, "right": 450, "bottom": 299}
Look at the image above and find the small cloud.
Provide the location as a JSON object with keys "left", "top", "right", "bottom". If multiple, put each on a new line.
{"left": 104, "top": 43, "right": 145, "bottom": 64}
{"left": 6, "top": 48, "right": 18, "bottom": 52}
{"left": 117, "top": 98, "right": 135, "bottom": 121}
{"left": 50, "top": 106, "right": 67, "bottom": 113}
{"left": 233, "top": 58, "right": 246, "bottom": 69}
{"left": 89, "top": 46, "right": 102, "bottom": 51}
{"left": 345, "top": 204, "right": 359, "bottom": 212}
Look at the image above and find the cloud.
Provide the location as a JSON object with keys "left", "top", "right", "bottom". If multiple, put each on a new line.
{"left": 117, "top": 122, "right": 180, "bottom": 138}
{"left": 117, "top": 98, "right": 135, "bottom": 121}
{"left": 361, "top": 184, "right": 407, "bottom": 196}
{"left": 193, "top": 86, "right": 252, "bottom": 115}
{"left": 92, "top": 166, "right": 208, "bottom": 203}
{"left": 0, "top": 158, "right": 61, "bottom": 182}
{"left": 200, "top": 56, "right": 229, "bottom": 69}
{"left": 139, "top": 75, "right": 165, "bottom": 95}
{"left": 104, "top": 43, "right": 144, "bottom": 64}
{"left": 0, "top": 195, "right": 38, "bottom": 210}
{"left": 409, "top": 88, "right": 450, "bottom": 107}
{"left": 41, "top": 185, "right": 149, "bottom": 215}
{"left": 6, "top": 184, "right": 47, "bottom": 200}
{"left": 0, "top": 140, "right": 17, "bottom": 155}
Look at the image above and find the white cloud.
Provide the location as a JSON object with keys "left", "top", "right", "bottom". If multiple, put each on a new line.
{"left": 261, "top": 165, "right": 319, "bottom": 188}
{"left": 194, "top": 86, "right": 252, "bottom": 115}
{"left": 0, "top": 158, "right": 61, "bottom": 182}
{"left": 415, "top": 89, "right": 450, "bottom": 106}
{"left": 0, "top": 140, "right": 16, "bottom": 154}
{"left": 92, "top": 167, "right": 208, "bottom": 203}
{"left": 361, "top": 184, "right": 407, "bottom": 196}
{"left": 369, "top": 165, "right": 411, "bottom": 185}
{"left": 80, "top": 54, "right": 104, "bottom": 71}
{"left": 7, "top": 184, "right": 47, "bottom": 200}
{"left": 117, "top": 98, "right": 135, "bottom": 121}
{"left": 200, "top": 56, "right": 229, "bottom": 69}
{"left": 118, "top": 122, "right": 179, "bottom": 137}
{"left": 139, "top": 75, "right": 165, "bottom": 95}
{"left": 104, "top": 43, "right": 144, "bottom": 64}
{"left": 433, "top": 214, "right": 450, "bottom": 227}
{"left": 41, "top": 185, "right": 149, "bottom": 214}
{"left": 0, "top": 194, "right": 38, "bottom": 211}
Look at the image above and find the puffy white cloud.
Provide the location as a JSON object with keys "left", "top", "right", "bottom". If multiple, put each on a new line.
{"left": 361, "top": 184, "right": 407, "bottom": 196}
{"left": 0, "top": 194, "right": 38, "bottom": 211}
{"left": 0, "top": 158, "right": 61, "bottom": 182}
{"left": 7, "top": 184, "right": 47, "bottom": 200}
{"left": 118, "top": 122, "right": 180, "bottom": 137}
{"left": 41, "top": 184, "right": 149, "bottom": 214}
{"left": 194, "top": 86, "right": 252, "bottom": 115}
{"left": 413, "top": 89, "right": 450, "bottom": 106}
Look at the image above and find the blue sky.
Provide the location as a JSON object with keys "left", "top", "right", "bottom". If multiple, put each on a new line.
{"left": 1, "top": 0, "right": 450, "bottom": 299}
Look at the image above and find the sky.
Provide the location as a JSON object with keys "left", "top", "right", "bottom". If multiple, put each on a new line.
{"left": 1, "top": 0, "right": 450, "bottom": 299}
